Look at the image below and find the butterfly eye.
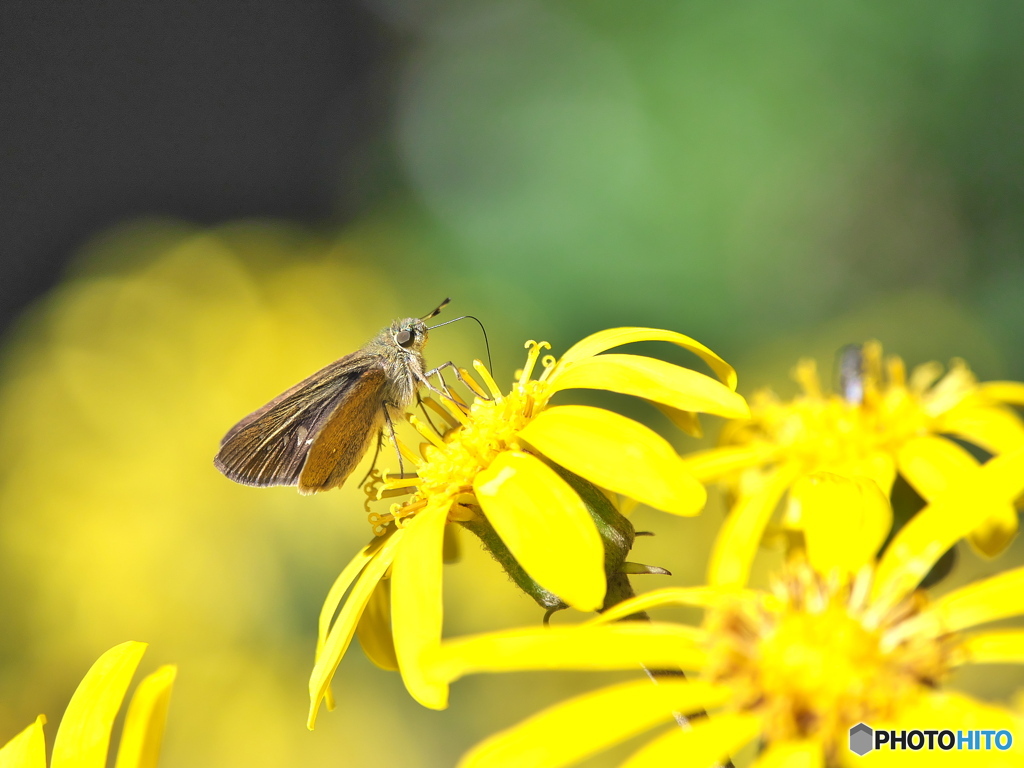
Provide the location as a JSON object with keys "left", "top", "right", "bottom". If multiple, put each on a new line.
{"left": 395, "top": 330, "right": 414, "bottom": 348}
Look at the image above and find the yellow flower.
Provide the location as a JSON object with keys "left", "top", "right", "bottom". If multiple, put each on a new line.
{"left": 309, "top": 328, "right": 748, "bottom": 723}
{"left": 684, "top": 341, "right": 1024, "bottom": 587}
{"left": 0, "top": 642, "right": 175, "bottom": 768}
{"left": 428, "top": 454, "right": 1024, "bottom": 767}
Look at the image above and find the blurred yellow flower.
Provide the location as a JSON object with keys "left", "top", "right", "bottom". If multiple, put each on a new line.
{"left": 683, "top": 341, "right": 1024, "bottom": 586}
{"left": 429, "top": 457, "right": 1024, "bottom": 768}
{"left": 0, "top": 642, "right": 175, "bottom": 768}
{"left": 309, "top": 328, "right": 748, "bottom": 722}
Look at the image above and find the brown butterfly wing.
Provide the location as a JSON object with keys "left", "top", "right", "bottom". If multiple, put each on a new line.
{"left": 214, "top": 355, "right": 386, "bottom": 490}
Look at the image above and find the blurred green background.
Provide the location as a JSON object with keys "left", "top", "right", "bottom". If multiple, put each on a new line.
{"left": 1, "top": 2, "right": 1023, "bottom": 766}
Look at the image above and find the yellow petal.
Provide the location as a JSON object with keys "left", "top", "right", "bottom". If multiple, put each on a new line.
{"left": 752, "top": 741, "right": 822, "bottom": 768}
{"left": 547, "top": 355, "right": 748, "bottom": 418}
{"left": 919, "top": 565, "right": 1024, "bottom": 634}
{"left": 308, "top": 529, "right": 405, "bottom": 729}
{"left": 653, "top": 402, "right": 703, "bottom": 437}
{"left": 621, "top": 712, "right": 762, "bottom": 768}
{"left": 961, "top": 630, "right": 1024, "bottom": 664}
{"left": 898, "top": 435, "right": 1018, "bottom": 559}
{"left": 113, "top": 665, "right": 177, "bottom": 768}
{"left": 392, "top": 504, "right": 449, "bottom": 710}
{"left": 52, "top": 641, "right": 148, "bottom": 768}
{"left": 938, "top": 405, "right": 1024, "bottom": 455}
{"left": 355, "top": 578, "right": 399, "bottom": 671}
{"left": 680, "top": 444, "right": 778, "bottom": 483}
{"left": 792, "top": 473, "right": 891, "bottom": 575}
{"left": 979, "top": 381, "right": 1024, "bottom": 405}
{"left": 968, "top": 505, "right": 1019, "bottom": 559}
{"left": 556, "top": 327, "right": 738, "bottom": 390}
{"left": 459, "top": 679, "right": 731, "bottom": 768}
{"left": 520, "top": 406, "right": 706, "bottom": 516}
{"left": 0, "top": 716, "right": 47, "bottom": 768}
{"left": 430, "top": 623, "right": 706, "bottom": 683}
{"left": 897, "top": 435, "right": 980, "bottom": 500}
{"left": 708, "top": 465, "right": 799, "bottom": 587}
{"left": 589, "top": 586, "right": 758, "bottom": 624}
{"left": 316, "top": 536, "right": 389, "bottom": 661}
{"left": 874, "top": 446, "right": 1024, "bottom": 606}
{"left": 475, "top": 451, "right": 605, "bottom": 612}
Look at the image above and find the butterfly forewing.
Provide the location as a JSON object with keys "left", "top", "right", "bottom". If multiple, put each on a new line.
{"left": 214, "top": 355, "right": 387, "bottom": 489}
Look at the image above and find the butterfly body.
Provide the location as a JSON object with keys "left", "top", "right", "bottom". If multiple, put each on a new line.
{"left": 215, "top": 317, "right": 430, "bottom": 494}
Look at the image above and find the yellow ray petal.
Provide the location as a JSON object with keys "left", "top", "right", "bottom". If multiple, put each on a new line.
{"left": 792, "top": 473, "right": 891, "bottom": 575}
{"left": 681, "top": 444, "right": 779, "bottom": 483}
{"left": 752, "top": 741, "right": 822, "bottom": 768}
{"left": 708, "top": 465, "right": 799, "bottom": 587}
{"left": 621, "top": 712, "right": 762, "bottom": 768}
{"left": 556, "top": 327, "right": 737, "bottom": 390}
{"left": 897, "top": 435, "right": 979, "bottom": 500}
{"left": 961, "top": 630, "right": 1024, "bottom": 664}
{"left": 874, "top": 446, "right": 1024, "bottom": 606}
{"left": 915, "top": 565, "right": 1024, "bottom": 635}
{"left": 317, "top": 535, "right": 390, "bottom": 660}
{"left": 967, "top": 505, "right": 1019, "bottom": 559}
{"left": 392, "top": 504, "right": 449, "bottom": 710}
{"left": 979, "top": 381, "right": 1024, "bottom": 405}
{"left": 430, "top": 623, "right": 707, "bottom": 683}
{"left": 546, "top": 355, "right": 748, "bottom": 418}
{"left": 113, "top": 665, "right": 177, "bottom": 768}
{"left": 939, "top": 405, "right": 1024, "bottom": 455}
{"left": 520, "top": 406, "right": 706, "bottom": 516}
{"left": 459, "top": 679, "right": 731, "bottom": 768}
{"left": 52, "top": 641, "right": 148, "bottom": 768}
{"left": 588, "top": 586, "right": 760, "bottom": 624}
{"left": 355, "top": 578, "right": 398, "bottom": 671}
{"left": 654, "top": 403, "right": 703, "bottom": 437}
{"left": 308, "top": 530, "right": 405, "bottom": 729}
{"left": 0, "top": 716, "right": 46, "bottom": 768}
{"left": 475, "top": 451, "right": 605, "bottom": 612}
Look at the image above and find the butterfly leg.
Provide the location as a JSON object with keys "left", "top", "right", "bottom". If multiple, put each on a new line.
{"left": 422, "top": 361, "right": 492, "bottom": 403}
{"left": 381, "top": 405, "right": 410, "bottom": 479}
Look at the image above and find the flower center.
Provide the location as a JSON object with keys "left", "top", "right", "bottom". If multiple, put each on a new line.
{"left": 366, "top": 342, "right": 553, "bottom": 534}
{"left": 741, "top": 346, "right": 976, "bottom": 471}
{"left": 704, "top": 564, "right": 955, "bottom": 759}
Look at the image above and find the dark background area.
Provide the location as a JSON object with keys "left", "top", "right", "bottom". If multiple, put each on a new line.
{"left": 0, "top": 1, "right": 398, "bottom": 336}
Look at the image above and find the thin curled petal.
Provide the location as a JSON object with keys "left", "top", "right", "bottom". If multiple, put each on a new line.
{"left": 791, "top": 473, "right": 891, "bottom": 575}
{"left": 961, "top": 630, "right": 1024, "bottom": 664}
{"left": 113, "top": 665, "right": 177, "bottom": 768}
{"left": 52, "top": 641, "right": 148, "bottom": 768}
{"left": 520, "top": 406, "right": 706, "bottom": 516}
{"left": 0, "top": 716, "right": 46, "bottom": 768}
{"left": 546, "top": 355, "right": 748, "bottom": 418}
{"left": 475, "top": 451, "right": 604, "bottom": 612}
{"left": 458, "top": 680, "right": 730, "bottom": 768}
{"left": 355, "top": 579, "right": 398, "bottom": 671}
{"left": 317, "top": 536, "right": 389, "bottom": 660}
{"left": 429, "top": 623, "right": 706, "bottom": 683}
{"left": 621, "top": 712, "right": 762, "bottom": 768}
{"left": 708, "top": 465, "right": 800, "bottom": 587}
{"left": 393, "top": 504, "right": 449, "bottom": 710}
{"left": 555, "top": 327, "right": 738, "bottom": 389}
{"left": 308, "top": 530, "right": 405, "bottom": 729}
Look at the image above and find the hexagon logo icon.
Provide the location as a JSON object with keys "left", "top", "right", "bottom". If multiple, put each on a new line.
{"left": 849, "top": 723, "right": 874, "bottom": 756}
